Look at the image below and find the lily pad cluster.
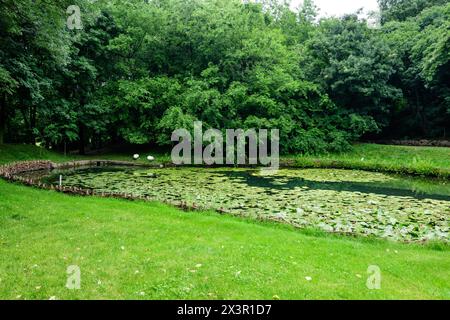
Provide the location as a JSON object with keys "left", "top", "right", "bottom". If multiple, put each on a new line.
{"left": 51, "top": 167, "right": 449, "bottom": 242}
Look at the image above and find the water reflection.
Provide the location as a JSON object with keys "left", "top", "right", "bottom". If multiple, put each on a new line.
{"left": 215, "top": 170, "right": 450, "bottom": 201}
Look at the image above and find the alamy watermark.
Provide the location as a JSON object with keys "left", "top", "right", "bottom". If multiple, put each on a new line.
{"left": 366, "top": 265, "right": 381, "bottom": 290}
{"left": 67, "top": 5, "right": 82, "bottom": 30}
{"left": 171, "top": 121, "right": 279, "bottom": 170}
{"left": 66, "top": 265, "right": 81, "bottom": 290}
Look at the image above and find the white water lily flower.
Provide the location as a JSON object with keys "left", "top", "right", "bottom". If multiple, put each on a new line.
{"left": 305, "top": 276, "right": 312, "bottom": 281}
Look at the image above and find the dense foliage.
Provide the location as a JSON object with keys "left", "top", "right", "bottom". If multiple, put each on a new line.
{"left": 0, "top": 0, "right": 448, "bottom": 154}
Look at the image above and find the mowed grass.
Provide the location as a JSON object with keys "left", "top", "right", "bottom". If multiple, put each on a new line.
{"left": 0, "top": 143, "right": 449, "bottom": 299}
{"left": 2, "top": 143, "right": 449, "bottom": 177}
{"left": 0, "top": 180, "right": 449, "bottom": 300}
{"left": 294, "top": 144, "right": 450, "bottom": 178}
{"left": 0, "top": 144, "right": 170, "bottom": 165}
{"left": 0, "top": 144, "right": 71, "bottom": 164}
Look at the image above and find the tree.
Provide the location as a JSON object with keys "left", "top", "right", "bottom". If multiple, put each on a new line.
{"left": 381, "top": 2, "right": 450, "bottom": 137}
{"left": 301, "top": 15, "right": 402, "bottom": 133}
{"left": 0, "top": 0, "right": 72, "bottom": 144}
{"left": 378, "top": 0, "right": 448, "bottom": 24}
{"left": 0, "top": 66, "right": 18, "bottom": 144}
{"left": 1, "top": 0, "right": 448, "bottom": 151}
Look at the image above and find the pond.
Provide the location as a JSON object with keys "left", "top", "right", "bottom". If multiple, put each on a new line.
{"left": 38, "top": 166, "right": 449, "bottom": 242}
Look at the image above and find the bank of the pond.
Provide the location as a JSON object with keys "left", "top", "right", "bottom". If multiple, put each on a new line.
{"left": 291, "top": 144, "right": 450, "bottom": 179}
{"left": 1, "top": 143, "right": 449, "bottom": 178}
{"left": 0, "top": 179, "right": 449, "bottom": 300}
{"left": 0, "top": 144, "right": 449, "bottom": 299}
{"left": 2, "top": 158, "right": 448, "bottom": 243}
{"left": 1, "top": 143, "right": 449, "bottom": 244}
{"left": 34, "top": 165, "right": 448, "bottom": 243}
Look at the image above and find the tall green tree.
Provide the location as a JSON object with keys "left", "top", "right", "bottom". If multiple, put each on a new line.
{"left": 301, "top": 14, "right": 402, "bottom": 133}
{"left": 0, "top": 0, "right": 72, "bottom": 144}
{"left": 378, "top": 0, "right": 448, "bottom": 24}
{"left": 381, "top": 2, "right": 450, "bottom": 137}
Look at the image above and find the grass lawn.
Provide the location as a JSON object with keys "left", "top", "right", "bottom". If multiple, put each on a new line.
{"left": 0, "top": 144, "right": 170, "bottom": 165}
{"left": 2, "top": 143, "right": 449, "bottom": 177}
{"left": 0, "top": 180, "right": 449, "bottom": 300}
{"left": 0, "top": 144, "right": 72, "bottom": 164}
{"left": 0, "top": 143, "right": 449, "bottom": 300}
{"left": 293, "top": 143, "right": 450, "bottom": 178}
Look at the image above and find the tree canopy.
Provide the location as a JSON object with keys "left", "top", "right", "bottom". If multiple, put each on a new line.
{"left": 0, "top": 0, "right": 448, "bottom": 153}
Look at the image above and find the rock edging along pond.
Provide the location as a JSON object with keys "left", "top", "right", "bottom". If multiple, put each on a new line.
{"left": 0, "top": 159, "right": 154, "bottom": 186}
{"left": 1, "top": 161, "right": 449, "bottom": 243}
{"left": 0, "top": 160, "right": 153, "bottom": 196}
{"left": 0, "top": 159, "right": 195, "bottom": 203}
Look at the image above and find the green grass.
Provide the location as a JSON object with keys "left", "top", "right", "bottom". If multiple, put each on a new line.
{"left": 0, "top": 143, "right": 449, "bottom": 299}
{"left": 0, "top": 144, "right": 171, "bottom": 166}
{"left": 0, "top": 180, "right": 449, "bottom": 300}
{"left": 292, "top": 144, "right": 450, "bottom": 178}
{"left": 2, "top": 143, "right": 449, "bottom": 177}
{"left": 0, "top": 144, "right": 72, "bottom": 164}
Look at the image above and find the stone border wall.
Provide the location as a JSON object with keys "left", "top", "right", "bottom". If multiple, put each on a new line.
{"left": 0, "top": 160, "right": 207, "bottom": 213}
{"left": 2, "top": 160, "right": 445, "bottom": 242}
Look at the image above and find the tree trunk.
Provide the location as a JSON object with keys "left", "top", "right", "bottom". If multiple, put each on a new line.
{"left": 78, "top": 123, "right": 86, "bottom": 155}
{"left": 29, "top": 105, "right": 36, "bottom": 144}
{"left": 415, "top": 89, "right": 427, "bottom": 137}
{"left": 0, "top": 95, "right": 6, "bottom": 144}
